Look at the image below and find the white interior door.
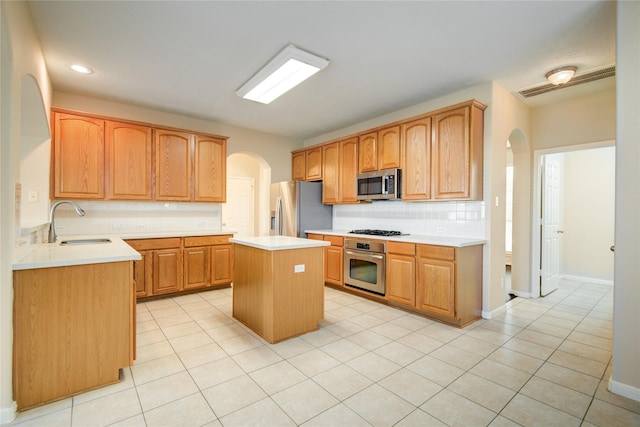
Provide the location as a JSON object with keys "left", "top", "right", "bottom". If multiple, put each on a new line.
{"left": 540, "top": 155, "right": 563, "bottom": 296}
{"left": 222, "top": 176, "right": 254, "bottom": 236}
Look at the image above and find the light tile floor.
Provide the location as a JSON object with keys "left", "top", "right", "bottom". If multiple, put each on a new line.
{"left": 8, "top": 278, "right": 640, "bottom": 426}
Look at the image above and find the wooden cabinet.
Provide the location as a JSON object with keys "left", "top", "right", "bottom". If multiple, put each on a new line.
{"left": 194, "top": 135, "right": 226, "bottom": 202}
{"left": 155, "top": 129, "right": 192, "bottom": 201}
{"left": 358, "top": 132, "right": 378, "bottom": 173}
{"left": 211, "top": 243, "right": 233, "bottom": 284}
{"left": 339, "top": 137, "right": 359, "bottom": 203}
{"left": 132, "top": 250, "right": 151, "bottom": 298}
{"left": 152, "top": 247, "right": 183, "bottom": 295}
{"left": 52, "top": 112, "right": 105, "bottom": 199}
{"left": 51, "top": 109, "right": 228, "bottom": 202}
{"left": 415, "top": 244, "right": 483, "bottom": 327}
{"left": 184, "top": 246, "right": 209, "bottom": 290}
{"left": 322, "top": 142, "right": 340, "bottom": 204}
{"left": 106, "top": 121, "right": 153, "bottom": 200}
{"left": 359, "top": 126, "right": 401, "bottom": 174}
{"left": 13, "top": 262, "right": 133, "bottom": 410}
{"left": 378, "top": 126, "right": 401, "bottom": 170}
{"left": 292, "top": 151, "right": 306, "bottom": 181}
{"left": 401, "top": 117, "right": 432, "bottom": 200}
{"left": 432, "top": 103, "right": 484, "bottom": 200}
{"left": 308, "top": 234, "right": 343, "bottom": 286}
{"left": 386, "top": 241, "right": 416, "bottom": 306}
{"left": 184, "top": 235, "right": 234, "bottom": 288}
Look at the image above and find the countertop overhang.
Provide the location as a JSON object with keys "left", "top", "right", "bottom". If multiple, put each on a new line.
{"left": 306, "top": 229, "right": 486, "bottom": 247}
{"left": 230, "top": 235, "right": 330, "bottom": 251}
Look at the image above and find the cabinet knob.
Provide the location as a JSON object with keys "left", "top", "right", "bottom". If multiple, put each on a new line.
{"left": 610, "top": 245, "right": 615, "bottom": 252}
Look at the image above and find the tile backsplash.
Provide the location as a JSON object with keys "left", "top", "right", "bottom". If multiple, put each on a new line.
{"left": 332, "top": 200, "right": 485, "bottom": 238}
{"left": 51, "top": 201, "right": 222, "bottom": 237}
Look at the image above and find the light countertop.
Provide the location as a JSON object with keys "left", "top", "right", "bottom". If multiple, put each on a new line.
{"left": 305, "top": 229, "right": 486, "bottom": 247}
{"left": 230, "top": 235, "right": 330, "bottom": 251}
{"left": 109, "top": 230, "right": 235, "bottom": 239}
{"left": 13, "top": 236, "right": 141, "bottom": 271}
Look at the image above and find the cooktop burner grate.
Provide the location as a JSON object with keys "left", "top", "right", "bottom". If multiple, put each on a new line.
{"left": 349, "top": 229, "right": 404, "bottom": 236}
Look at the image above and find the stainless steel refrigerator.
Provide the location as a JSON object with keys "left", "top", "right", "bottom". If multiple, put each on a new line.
{"left": 270, "top": 181, "right": 333, "bottom": 238}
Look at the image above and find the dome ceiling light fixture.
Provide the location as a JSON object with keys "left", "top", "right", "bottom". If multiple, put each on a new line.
{"left": 545, "top": 66, "right": 577, "bottom": 85}
{"left": 70, "top": 64, "right": 93, "bottom": 74}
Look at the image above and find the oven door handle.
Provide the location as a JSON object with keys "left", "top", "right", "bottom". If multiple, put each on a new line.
{"left": 345, "top": 250, "right": 384, "bottom": 260}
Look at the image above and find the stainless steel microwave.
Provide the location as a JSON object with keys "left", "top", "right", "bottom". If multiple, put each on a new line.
{"left": 356, "top": 168, "right": 401, "bottom": 201}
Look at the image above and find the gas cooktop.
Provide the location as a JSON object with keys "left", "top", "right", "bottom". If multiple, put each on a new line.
{"left": 348, "top": 229, "right": 406, "bottom": 237}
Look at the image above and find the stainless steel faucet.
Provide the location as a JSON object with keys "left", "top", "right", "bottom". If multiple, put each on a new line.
{"left": 48, "top": 200, "right": 86, "bottom": 243}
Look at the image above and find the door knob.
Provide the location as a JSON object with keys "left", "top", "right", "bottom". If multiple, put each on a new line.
{"left": 610, "top": 245, "right": 615, "bottom": 252}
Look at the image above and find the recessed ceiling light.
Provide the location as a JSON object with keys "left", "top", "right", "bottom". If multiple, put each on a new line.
{"left": 70, "top": 64, "right": 93, "bottom": 74}
{"left": 236, "top": 44, "right": 329, "bottom": 104}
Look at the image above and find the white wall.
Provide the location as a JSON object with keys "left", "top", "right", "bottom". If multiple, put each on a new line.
{"left": 611, "top": 0, "right": 640, "bottom": 402}
{"left": 0, "top": 1, "right": 53, "bottom": 422}
{"left": 562, "top": 147, "right": 615, "bottom": 282}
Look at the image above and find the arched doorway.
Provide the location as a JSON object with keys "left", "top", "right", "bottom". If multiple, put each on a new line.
{"left": 223, "top": 152, "right": 270, "bottom": 236}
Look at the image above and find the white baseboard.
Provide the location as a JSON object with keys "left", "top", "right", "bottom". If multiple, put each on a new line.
{"left": 482, "top": 304, "right": 507, "bottom": 319}
{"left": 0, "top": 401, "right": 16, "bottom": 425}
{"left": 609, "top": 377, "right": 640, "bottom": 402}
{"left": 510, "top": 290, "right": 533, "bottom": 299}
{"left": 562, "top": 275, "right": 614, "bottom": 286}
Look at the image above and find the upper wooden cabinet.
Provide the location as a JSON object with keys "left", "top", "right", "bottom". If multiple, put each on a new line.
{"left": 401, "top": 117, "right": 432, "bottom": 201}
{"left": 292, "top": 151, "right": 306, "bottom": 181}
{"left": 358, "top": 132, "right": 378, "bottom": 173}
{"left": 322, "top": 142, "right": 340, "bottom": 204}
{"left": 106, "top": 121, "right": 152, "bottom": 200}
{"left": 339, "top": 137, "right": 359, "bottom": 203}
{"left": 52, "top": 112, "right": 105, "bottom": 199}
{"left": 194, "top": 135, "right": 226, "bottom": 202}
{"left": 51, "top": 109, "right": 228, "bottom": 203}
{"left": 155, "top": 129, "right": 192, "bottom": 201}
{"left": 358, "top": 126, "right": 401, "bottom": 174}
{"left": 432, "top": 103, "right": 484, "bottom": 200}
{"left": 306, "top": 147, "right": 323, "bottom": 181}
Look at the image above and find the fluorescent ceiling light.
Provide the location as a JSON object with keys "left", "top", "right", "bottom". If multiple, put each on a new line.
{"left": 236, "top": 44, "right": 329, "bottom": 104}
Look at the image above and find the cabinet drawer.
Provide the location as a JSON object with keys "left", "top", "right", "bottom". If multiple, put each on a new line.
{"left": 418, "top": 244, "right": 455, "bottom": 261}
{"left": 125, "top": 237, "right": 182, "bottom": 251}
{"left": 387, "top": 241, "right": 415, "bottom": 256}
{"left": 184, "top": 235, "right": 231, "bottom": 247}
{"left": 307, "top": 233, "right": 324, "bottom": 241}
{"left": 324, "top": 235, "right": 344, "bottom": 247}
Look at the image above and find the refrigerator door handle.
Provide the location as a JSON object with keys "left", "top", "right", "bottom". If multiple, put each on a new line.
{"left": 275, "top": 196, "right": 283, "bottom": 235}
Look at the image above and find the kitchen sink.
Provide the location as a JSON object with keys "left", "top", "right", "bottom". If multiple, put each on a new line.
{"left": 59, "top": 238, "right": 112, "bottom": 246}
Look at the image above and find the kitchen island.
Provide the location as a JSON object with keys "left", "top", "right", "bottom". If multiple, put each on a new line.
{"left": 230, "top": 235, "right": 329, "bottom": 343}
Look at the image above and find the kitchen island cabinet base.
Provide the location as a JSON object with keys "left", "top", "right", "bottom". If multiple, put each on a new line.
{"left": 13, "top": 261, "right": 133, "bottom": 411}
{"left": 232, "top": 244, "right": 324, "bottom": 344}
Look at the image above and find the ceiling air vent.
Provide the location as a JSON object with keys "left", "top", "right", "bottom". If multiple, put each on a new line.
{"left": 519, "top": 66, "right": 616, "bottom": 98}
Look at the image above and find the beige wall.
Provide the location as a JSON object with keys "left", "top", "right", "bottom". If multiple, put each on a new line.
{"left": 53, "top": 92, "right": 301, "bottom": 184}
{"left": 0, "top": 1, "right": 53, "bottom": 422}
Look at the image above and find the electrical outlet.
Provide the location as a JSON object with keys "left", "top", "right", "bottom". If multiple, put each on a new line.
{"left": 294, "top": 264, "right": 305, "bottom": 273}
{"left": 28, "top": 191, "right": 39, "bottom": 202}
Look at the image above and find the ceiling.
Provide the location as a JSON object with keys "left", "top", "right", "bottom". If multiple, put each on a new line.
{"left": 27, "top": 1, "right": 616, "bottom": 140}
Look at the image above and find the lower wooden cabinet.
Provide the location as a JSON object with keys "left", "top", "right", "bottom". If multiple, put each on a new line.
{"left": 308, "top": 233, "right": 343, "bottom": 286}
{"left": 386, "top": 241, "right": 416, "bottom": 306}
{"left": 126, "top": 234, "right": 233, "bottom": 299}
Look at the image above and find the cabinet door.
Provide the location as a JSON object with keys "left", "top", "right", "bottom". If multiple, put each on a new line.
{"left": 211, "top": 244, "right": 233, "bottom": 285}
{"left": 416, "top": 256, "right": 455, "bottom": 318}
{"left": 386, "top": 253, "right": 415, "bottom": 306}
{"left": 152, "top": 248, "right": 183, "bottom": 294}
{"left": 378, "top": 126, "right": 401, "bottom": 170}
{"left": 132, "top": 250, "right": 151, "bottom": 298}
{"left": 401, "top": 117, "right": 431, "bottom": 200}
{"left": 325, "top": 245, "right": 343, "bottom": 286}
{"left": 106, "top": 121, "right": 152, "bottom": 200}
{"left": 322, "top": 142, "right": 339, "bottom": 204}
{"left": 432, "top": 106, "right": 471, "bottom": 199}
{"left": 184, "top": 246, "right": 210, "bottom": 290}
{"left": 53, "top": 113, "right": 105, "bottom": 199}
{"left": 292, "top": 151, "right": 306, "bottom": 181}
{"left": 306, "top": 147, "right": 323, "bottom": 181}
{"left": 339, "top": 137, "right": 359, "bottom": 203}
{"left": 155, "top": 129, "right": 192, "bottom": 201}
{"left": 358, "top": 132, "right": 378, "bottom": 173}
{"left": 194, "top": 135, "right": 226, "bottom": 202}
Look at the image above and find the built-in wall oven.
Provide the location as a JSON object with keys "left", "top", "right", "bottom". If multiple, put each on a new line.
{"left": 343, "top": 238, "right": 386, "bottom": 296}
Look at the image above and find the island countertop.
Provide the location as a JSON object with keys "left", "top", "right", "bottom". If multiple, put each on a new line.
{"left": 230, "top": 235, "right": 330, "bottom": 251}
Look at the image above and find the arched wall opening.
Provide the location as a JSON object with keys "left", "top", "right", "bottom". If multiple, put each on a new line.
{"left": 507, "top": 128, "right": 532, "bottom": 298}
{"left": 224, "top": 152, "right": 271, "bottom": 236}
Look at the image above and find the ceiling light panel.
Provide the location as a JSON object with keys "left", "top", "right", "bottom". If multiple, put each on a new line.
{"left": 236, "top": 44, "right": 329, "bottom": 104}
